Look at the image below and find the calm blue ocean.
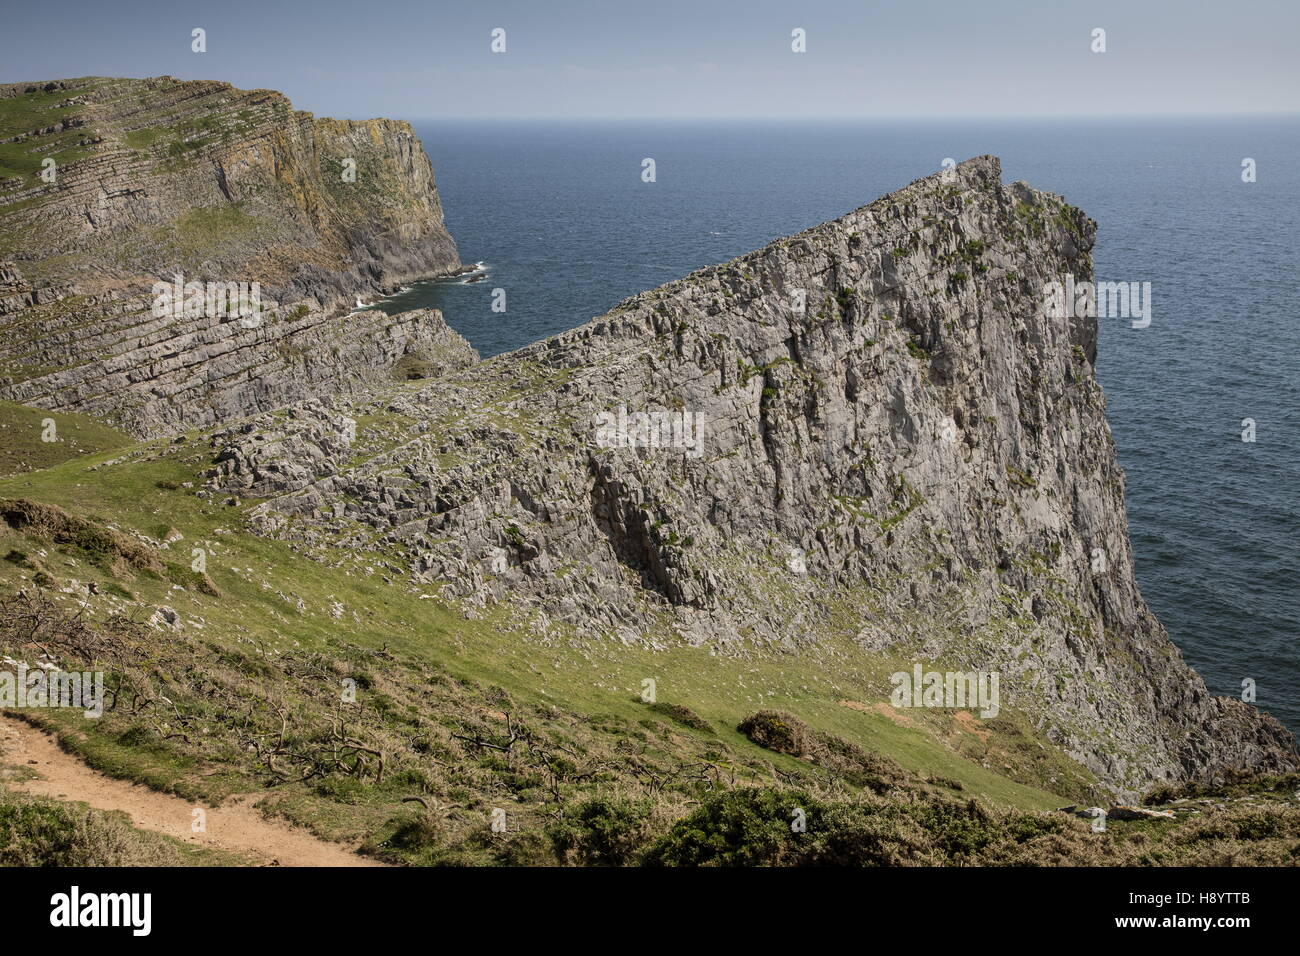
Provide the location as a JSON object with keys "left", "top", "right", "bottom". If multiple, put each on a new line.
{"left": 384, "top": 118, "right": 1300, "bottom": 730}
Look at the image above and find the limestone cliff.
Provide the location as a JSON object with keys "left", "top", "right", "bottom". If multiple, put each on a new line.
{"left": 206, "top": 156, "right": 1295, "bottom": 798}
{"left": 0, "top": 76, "right": 466, "bottom": 436}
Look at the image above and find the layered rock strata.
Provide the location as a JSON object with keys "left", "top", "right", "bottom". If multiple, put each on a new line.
{"left": 0, "top": 76, "right": 463, "bottom": 435}
{"left": 204, "top": 156, "right": 1297, "bottom": 796}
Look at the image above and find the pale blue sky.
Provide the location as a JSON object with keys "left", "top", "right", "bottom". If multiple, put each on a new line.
{"left": 3, "top": 0, "right": 1296, "bottom": 119}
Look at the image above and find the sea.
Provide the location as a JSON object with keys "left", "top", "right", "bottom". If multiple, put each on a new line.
{"left": 371, "top": 117, "right": 1300, "bottom": 730}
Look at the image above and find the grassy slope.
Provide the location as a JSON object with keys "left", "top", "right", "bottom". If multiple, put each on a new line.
{"left": 0, "top": 425, "right": 1076, "bottom": 809}
{"left": 0, "top": 80, "right": 104, "bottom": 181}
{"left": 0, "top": 400, "right": 132, "bottom": 477}
{"left": 3, "top": 406, "right": 1298, "bottom": 866}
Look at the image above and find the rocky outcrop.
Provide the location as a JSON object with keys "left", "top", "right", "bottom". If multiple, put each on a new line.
{"left": 206, "top": 156, "right": 1296, "bottom": 798}
{"left": 0, "top": 76, "right": 463, "bottom": 436}
{"left": 3, "top": 302, "right": 477, "bottom": 437}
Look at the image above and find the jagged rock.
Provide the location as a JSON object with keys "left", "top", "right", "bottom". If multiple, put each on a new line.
{"left": 210, "top": 156, "right": 1295, "bottom": 799}
{"left": 1064, "top": 806, "right": 1109, "bottom": 821}
{"left": 150, "top": 606, "right": 181, "bottom": 629}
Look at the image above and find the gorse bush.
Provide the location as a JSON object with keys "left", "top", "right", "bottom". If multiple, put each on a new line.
{"left": 644, "top": 788, "right": 1082, "bottom": 867}
{"left": 1143, "top": 769, "right": 1300, "bottom": 805}
{"left": 645, "top": 788, "right": 823, "bottom": 866}
{"left": 547, "top": 796, "right": 657, "bottom": 866}
{"left": 738, "top": 711, "right": 908, "bottom": 792}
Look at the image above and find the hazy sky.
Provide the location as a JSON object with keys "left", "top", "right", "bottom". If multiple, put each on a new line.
{"left": 3, "top": 0, "right": 1296, "bottom": 120}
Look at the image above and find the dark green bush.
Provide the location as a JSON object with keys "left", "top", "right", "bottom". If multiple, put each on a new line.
{"left": 548, "top": 796, "right": 657, "bottom": 866}
{"left": 646, "top": 702, "right": 712, "bottom": 733}
{"left": 644, "top": 789, "right": 821, "bottom": 866}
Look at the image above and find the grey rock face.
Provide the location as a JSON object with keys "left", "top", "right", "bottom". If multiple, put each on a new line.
{"left": 0, "top": 76, "right": 464, "bottom": 437}
{"left": 2, "top": 301, "right": 476, "bottom": 437}
{"left": 210, "top": 156, "right": 1296, "bottom": 797}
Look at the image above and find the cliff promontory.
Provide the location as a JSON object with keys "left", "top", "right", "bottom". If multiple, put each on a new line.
{"left": 0, "top": 76, "right": 467, "bottom": 436}
{"left": 208, "top": 156, "right": 1295, "bottom": 798}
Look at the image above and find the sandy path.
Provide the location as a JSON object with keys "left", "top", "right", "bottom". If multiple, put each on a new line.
{"left": 0, "top": 712, "right": 387, "bottom": 867}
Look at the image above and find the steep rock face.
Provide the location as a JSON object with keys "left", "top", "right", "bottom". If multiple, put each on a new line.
{"left": 0, "top": 76, "right": 463, "bottom": 435}
{"left": 207, "top": 156, "right": 1295, "bottom": 797}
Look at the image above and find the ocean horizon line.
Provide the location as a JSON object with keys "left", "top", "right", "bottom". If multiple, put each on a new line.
{"left": 399, "top": 111, "right": 1300, "bottom": 124}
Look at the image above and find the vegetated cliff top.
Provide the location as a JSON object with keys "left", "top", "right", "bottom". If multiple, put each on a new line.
{"left": 0, "top": 76, "right": 463, "bottom": 437}
{"left": 0, "top": 75, "right": 454, "bottom": 286}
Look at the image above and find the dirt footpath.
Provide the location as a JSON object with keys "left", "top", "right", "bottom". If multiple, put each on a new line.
{"left": 0, "top": 712, "right": 387, "bottom": 867}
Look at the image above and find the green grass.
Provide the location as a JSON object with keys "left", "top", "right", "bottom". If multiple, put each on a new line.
{"left": 0, "top": 81, "right": 101, "bottom": 180}
{"left": 0, "top": 429, "right": 1079, "bottom": 818}
{"left": 163, "top": 203, "right": 270, "bottom": 268}
{"left": 121, "top": 126, "right": 169, "bottom": 151}
{"left": 0, "top": 401, "right": 132, "bottom": 477}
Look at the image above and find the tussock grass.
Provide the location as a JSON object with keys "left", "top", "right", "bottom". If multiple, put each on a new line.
{"left": 0, "top": 789, "right": 241, "bottom": 867}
